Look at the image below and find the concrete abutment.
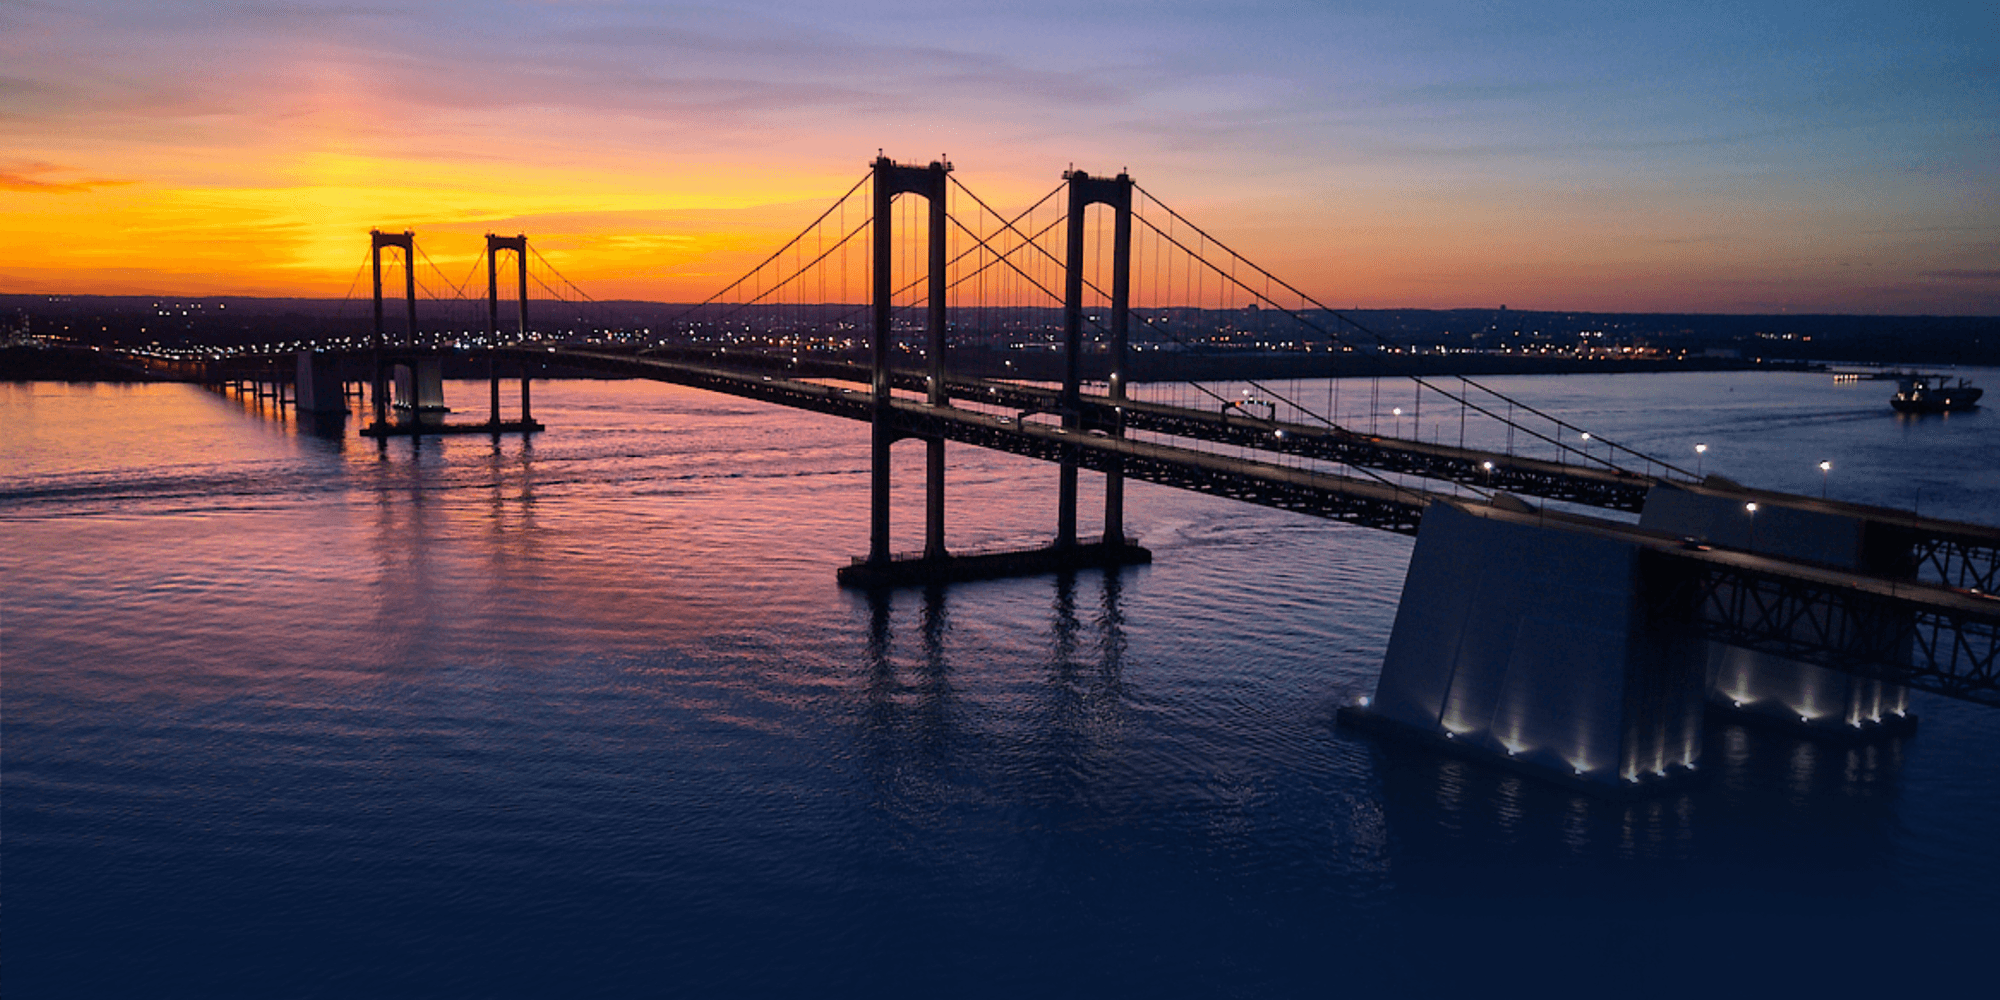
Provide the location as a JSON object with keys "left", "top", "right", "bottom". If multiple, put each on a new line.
{"left": 1345, "top": 482, "right": 1927, "bottom": 794}
{"left": 1344, "top": 501, "right": 1707, "bottom": 792}
{"left": 1639, "top": 481, "right": 1915, "bottom": 737}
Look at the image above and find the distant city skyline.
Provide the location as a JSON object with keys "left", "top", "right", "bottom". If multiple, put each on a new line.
{"left": 4, "top": 0, "right": 1995, "bottom": 313}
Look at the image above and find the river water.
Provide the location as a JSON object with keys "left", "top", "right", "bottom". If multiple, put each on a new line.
{"left": 4, "top": 368, "right": 1997, "bottom": 997}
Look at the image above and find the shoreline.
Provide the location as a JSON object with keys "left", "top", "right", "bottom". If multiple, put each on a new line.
{"left": 3, "top": 343, "right": 1823, "bottom": 385}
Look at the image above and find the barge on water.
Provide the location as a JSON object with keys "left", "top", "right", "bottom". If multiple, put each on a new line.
{"left": 1890, "top": 373, "right": 1982, "bottom": 413}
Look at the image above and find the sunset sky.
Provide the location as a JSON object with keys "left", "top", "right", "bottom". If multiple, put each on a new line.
{"left": 4, "top": 1, "right": 1995, "bottom": 313}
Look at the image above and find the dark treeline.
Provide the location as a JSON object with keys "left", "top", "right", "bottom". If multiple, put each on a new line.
{"left": 4, "top": 294, "right": 1995, "bottom": 366}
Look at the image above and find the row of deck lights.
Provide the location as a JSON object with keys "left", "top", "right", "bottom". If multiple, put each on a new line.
{"left": 1738, "top": 463, "right": 1834, "bottom": 548}
{"left": 1696, "top": 442, "right": 1833, "bottom": 498}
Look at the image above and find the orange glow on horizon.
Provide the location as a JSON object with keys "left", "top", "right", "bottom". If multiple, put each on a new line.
{"left": 4, "top": 149, "right": 876, "bottom": 301}
{"left": 7, "top": 3, "right": 1994, "bottom": 315}
{"left": 7, "top": 148, "right": 1994, "bottom": 314}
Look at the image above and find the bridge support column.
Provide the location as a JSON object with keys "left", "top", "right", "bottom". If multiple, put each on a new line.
{"left": 1639, "top": 482, "right": 1914, "bottom": 734}
{"left": 1057, "top": 462, "right": 1079, "bottom": 549}
{"left": 926, "top": 438, "right": 946, "bottom": 559}
{"left": 294, "top": 351, "right": 345, "bottom": 415}
{"left": 871, "top": 422, "right": 893, "bottom": 564}
{"left": 1345, "top": 501, "right": 1708, "bottom": 792}
{"left": 488, "top": 233, "right": 530, "bottom": 429}
{"left": 371, "top": 234, "right": 386, "bottom": 429}
{"left": 836, "top": 157, "right": 1153, "bottom": 588}
{"left": 370, "top": 229, "right": 416, "bottom": 432}
{"left": 392, "top": 357, "right": 447, "bottom": 426}
{"left": 1062, "top": 169, "right": 1135, "bottom": 550}
{"left": 1105, "top": 174, "right": 1132, "bottom": 547}
{"left": 866, "top": 155, "right": 950, "bottom": 566}
{"left": 924, "top": 160, "right": 949, "bottom": 561}
{"left": 869, "top": 156, "right": 894, "bottom": 565}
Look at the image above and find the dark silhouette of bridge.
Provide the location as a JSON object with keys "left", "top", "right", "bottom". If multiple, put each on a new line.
{"left": 134, "top": 154, "right": 2000, "bottom": 792}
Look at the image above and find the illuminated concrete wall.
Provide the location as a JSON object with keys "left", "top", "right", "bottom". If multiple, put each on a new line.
{"left": 1639, "top": 483, "right": 1911, "bottom": 731}
{"left": 1706, "top": 645, "right": 1909, "bottom": 728}
{"left": 1640, "top": 481, "right": 1864, "bottom": 566}
{"left": 294, "top": 351, "right": 346, "bottom": 415}
{"left": 391, "top": 358, "right": 447, "bottom": 415}
{"left": 1369, "top": 501, "right": 1706, "bottom": 788}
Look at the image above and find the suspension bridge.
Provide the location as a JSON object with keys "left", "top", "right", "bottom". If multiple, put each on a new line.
{"left": 134, "top": 155, "right": 2000, "bottom": 793}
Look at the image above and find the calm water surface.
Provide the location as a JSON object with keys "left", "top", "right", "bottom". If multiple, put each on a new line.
{"left": 5, "top": 369, "right": 1998, "bottom": 997}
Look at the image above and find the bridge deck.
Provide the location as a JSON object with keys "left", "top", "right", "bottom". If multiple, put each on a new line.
{"left": 532, "top": 347, "right": 1443, "bottom": 532}
{"left": 629, "top": 350, "right": 1660, "bottom": 509}
{"left": 1453, "top": 500, "right": 2000, "bottom": 706}
{"left": 532, "top": 348, "right": 1999, "bottom": 703}
{"left": 180, "top": 346, "right": 1996, "bottom": 561}
{"left": 150, "top": 345, "right": 2000, "bottom": 703}
{"left": 934, "top": 371, "right": 1660, "bottom": 510}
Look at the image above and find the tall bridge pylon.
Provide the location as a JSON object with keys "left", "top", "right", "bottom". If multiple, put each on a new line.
{"left": 487, "top": 233, "right": 529, "bottom": 341}
{"left": 534, "top": 154, "right": 1959, "bottom": 599}
{"left": 350, "top": 228, "right": 543, "bottom": 438}
{"left": 1061, "top": 170, "right": 1133, "bottom": 548}
{"left": 369, "top": 229, "right": 417, "bottom": 428}
{"left": 487, "top": 233, "right": 532, "bottom": 425}
{"left": 853, "top": 158, "right": 1149, "bottom": 582}
{"left": 870, "top": 157, "right": 950, "bottom": 565}
{"left": 211, "top": 165, "right": 2000, "bottom": 759}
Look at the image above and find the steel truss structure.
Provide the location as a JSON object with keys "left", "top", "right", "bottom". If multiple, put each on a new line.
{"left": 929, "top": 376, "right": 1656, "bottom": 510}
{"left": 275, "top": 346, "right": 1999, "bottom": 708}
{"left": 1650, "top": 553, "right": 2000, "bottom": 707}
{"left": 887, "top": 404, "right": 1430, "bottom": 534}
{"left": 533, "top": 349, "right": 1434, "bottom": 533}
{"left": 1911, "top": 532, "right": 2000, "bottom": 594}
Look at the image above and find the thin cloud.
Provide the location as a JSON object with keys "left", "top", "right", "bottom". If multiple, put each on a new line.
{"left": 0, "top": 161, "right": 136, "bottom": 193}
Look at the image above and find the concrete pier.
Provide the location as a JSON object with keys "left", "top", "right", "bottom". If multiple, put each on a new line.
{"left": 391, "top": 358, "right": 449, "bottom": 421}
{"left": 357, "top": 229, "right": 544, "bottom": 440}
{"left": 1640, "top": 481, "right": 1915, "bottom": 736}
{"left": 837, "top": 538, "right": 1151, "bottom": 589}
{"left": 294, "top": 351, "right": 346, "bottom": 415}
{"left": 360, "top": 418, "right": 545, "bottom": 438}
{"left": 1342, "top": 500, "right": 1708, "bottom": 793}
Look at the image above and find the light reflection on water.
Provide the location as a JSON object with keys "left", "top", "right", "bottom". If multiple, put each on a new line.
{"left": 4, "top": 373, "right": 1998, "bottom": 996}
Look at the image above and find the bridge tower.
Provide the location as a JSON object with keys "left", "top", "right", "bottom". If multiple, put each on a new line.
{"left": 1060, "top": 170, "right": 1134, "bottom": 549}
{"left": 869, "top": 156, "right": 951, "bottom": 566}
{"left": 370, "top": 229, "right": 417, "bottom": 429}
{"left": 487, "top": 233, "right": 532, "bottom": 427}
{"left": 837, "top": 157, "right": 1152, "bottom": 587}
